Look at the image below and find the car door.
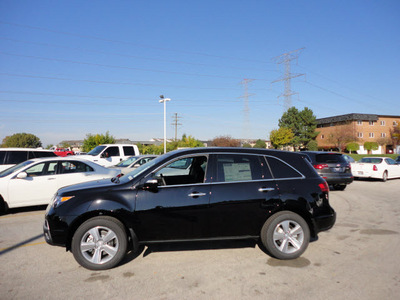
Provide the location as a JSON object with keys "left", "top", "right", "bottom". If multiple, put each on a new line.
{"left": 207, "top": 153, "right": 280, "bottom": 238}
{"left": 7, "top": 161, "right": 58, "bottom": 207}
{"left": 385, "top": 158, "right": 400, "bottom": 177}
{"left": 56, "top": 160, "right": 97, "bottom": 189}
{"left": 134, "top": 155, "right": 211, "bottom": 241}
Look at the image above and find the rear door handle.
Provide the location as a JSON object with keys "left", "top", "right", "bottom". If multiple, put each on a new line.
{"left": 258, "top": 187, "right": 275, "bottom": 192}
{"left": 188, "top": 192, "right": 207, "bottom": 197}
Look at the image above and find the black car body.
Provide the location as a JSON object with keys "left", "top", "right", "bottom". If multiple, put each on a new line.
{"left": 44, "top": 148, "right": 336, "bottom": 270}
{"left": 302, "top": 151, "right": 353, "bottom": 191}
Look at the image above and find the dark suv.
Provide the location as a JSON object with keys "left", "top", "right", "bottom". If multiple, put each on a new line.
{"left": 44, "top": 148, "right": 336, "bottom": 270}
{"left": 302, "top": 151, "right": 353, "bottom": 191}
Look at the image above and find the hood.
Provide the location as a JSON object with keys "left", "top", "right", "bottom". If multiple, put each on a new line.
{"left": 58, "top": 177, "right": 118, "bottom": 194}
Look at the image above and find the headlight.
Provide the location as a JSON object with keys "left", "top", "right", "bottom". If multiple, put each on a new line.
{"left": 52, "top": 195, "right": 74, "bottom": 208}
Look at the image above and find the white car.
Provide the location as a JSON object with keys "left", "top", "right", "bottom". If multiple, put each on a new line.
{"left": 0, "top": 157, "right": 121, "bottom": 212}
{"left": 110, "top": 155, "right": 158, "bottom": 174}
{"left": 352, "top": 157, "right": 400, "bottom": 181}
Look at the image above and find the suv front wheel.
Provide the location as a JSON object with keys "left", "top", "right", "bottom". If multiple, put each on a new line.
{"left": 72, "top": 216, "right": 128, "bottom": 270}
{"left": 261, "top": 211, "right": 310, "bottom": 260}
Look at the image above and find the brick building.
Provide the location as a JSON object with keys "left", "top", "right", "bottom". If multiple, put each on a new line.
{"left": 316, "top": 113, "right": 400, "bottom": 154}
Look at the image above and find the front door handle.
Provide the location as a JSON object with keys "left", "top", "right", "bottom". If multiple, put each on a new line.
{"left": 258, "top": 187, "right": 275, "bottom": 192}
{"left": 188, "top": 192, "right": 207, "bottom": 197}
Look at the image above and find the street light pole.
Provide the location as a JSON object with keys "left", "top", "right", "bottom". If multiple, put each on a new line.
{"left": 159, "top": 95, "right": 171, "bottom": 154}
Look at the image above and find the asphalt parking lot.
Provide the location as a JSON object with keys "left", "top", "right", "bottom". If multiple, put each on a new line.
{"left": 1, "top": 179, "right": 399, "bottom": 300}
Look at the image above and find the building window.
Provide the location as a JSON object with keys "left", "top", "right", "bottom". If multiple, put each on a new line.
{"left": 369, "top": 133, "right": 374, "bottom": 138}
{"left": 380, "top": 121, "right": 385, "bottom": 126}
{"left": 321, "top": 134, "right": 325, "bottom": 139}
{"left": 381, "top": 133, "right": 386, "bottom": 137}
{"left": 394, "top": 121, "right": 399, "bottom": 126}
{"left": 357, "top": 121, "right": 362, "bottom": 125}
{"left": 357, "top": 132, "right": 363, "bottom": 138}
{"left": 369, "top": 121, "right": 374, "bottom": 126}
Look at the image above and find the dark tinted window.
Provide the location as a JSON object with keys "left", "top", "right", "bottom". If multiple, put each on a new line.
{"left": 106, "top": 146, "right": 120, "bottom": 157}
{"left": 359, "top": 157, "right": 383, "bottom": 164}
{"left": 215, "top": 154, "right": 267, "bottom": 182}
{"left": 316, "top": 154, "right": 346, "bottom": 163}
{"left": 5, "top": 151, "right": 28, "bottom": 164}
{"left": 266, "top": 157, "right": 303, "bottom": 179}
{"left": 60, "top": 161, "right": 94, "bottom": 173}
{"left": 123, "top": 146, "right": 135, "bottom": 155}
{"left": 0, "top": 151, "right": 5, "bottom": 164}
{"left": 33, "top": 151, "right": 57, "bottom": 158}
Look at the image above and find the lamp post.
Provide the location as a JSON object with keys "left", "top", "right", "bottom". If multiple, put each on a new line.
{"left": 159, "top": 95, "right": 171, "bottom": 154}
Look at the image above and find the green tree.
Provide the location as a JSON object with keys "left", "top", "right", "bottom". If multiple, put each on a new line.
{"left": 82, "top": 131, "right": 115, "bottom": 152}
{"left": 1, "top": 133, "right": 42, "bottom": 148}
{"left": 254, "top": 139, "right": 266, "bottom": 149}
{"left": 177, "top": 134, "right": 204, "bottom": 148}
{"left": 242, "top": 143, "right": 252, "bottom": 148}
{"left": 346, "top": 142, "right": 360, "bottom": 154}
{"left": 278, "top": 107, "right": 318, "bottom": 150}
{"left": 364, "top": 141, "right": 379, "bottom": 154}
{"left": 306, "top": 140, "right": 319, "bottom": 151}
{"left": 270, "top": 127, "right": 294, "bottom": 149}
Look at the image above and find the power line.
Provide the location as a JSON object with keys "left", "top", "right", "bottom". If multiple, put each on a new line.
{"left": 171, "top": 113, "right": 183, "bottom": 141}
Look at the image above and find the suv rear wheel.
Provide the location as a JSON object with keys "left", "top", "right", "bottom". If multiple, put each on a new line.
{"left": 72, "top": 216, "right": 127, "bottom": 270}
{"left": 261, "top": 211, "right": 310, "bottom": 260}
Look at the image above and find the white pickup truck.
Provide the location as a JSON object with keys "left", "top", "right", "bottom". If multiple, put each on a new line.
{"left": 79, "top": 144, "right": 140, "bottom": 167}
{"left": 351, "top": 157, "right": 400, "bottom": 182}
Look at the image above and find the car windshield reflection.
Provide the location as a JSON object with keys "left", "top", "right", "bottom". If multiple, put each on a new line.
{"left": 119, "top": 156, "right": 164, "bottom": 183}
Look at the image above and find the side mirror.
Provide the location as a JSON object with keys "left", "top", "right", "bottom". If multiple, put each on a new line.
{"left": 16, "top": 172, "right": 28, "bottom": 179}
{"left": 142, "top": 179, "right": 158, "bottom": 192}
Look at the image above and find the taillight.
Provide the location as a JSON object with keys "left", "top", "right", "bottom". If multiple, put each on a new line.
{"left": 373, "top": 165, "right": 378, "bottom": 171}
{"left": 314, "top": 164, "right": 329, "bottom": 169}
{"left": 318, "top": 181, "right": 329, "bottom": 192}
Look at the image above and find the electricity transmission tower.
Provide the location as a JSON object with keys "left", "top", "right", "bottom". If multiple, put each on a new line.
{"left": 239, "top": 78, "right": 255, "bottom": 139}
{"left": 171, "top": 112, "right": 182, "bottom": 141}
{"left": 272, "top": 48, "right": 305, "bottom": 111}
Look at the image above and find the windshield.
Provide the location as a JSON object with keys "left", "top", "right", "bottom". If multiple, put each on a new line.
{"left": 116, "top": 156, "right": 139, "bottom": 167}
{"left": 87, "top": 145, "right": 106, "bottom": 156}
{"left": 0, "top": 160, "right": 34, "bottom": 178}
{"left": 119, "top": 155, "right": 165, "bottom": 184}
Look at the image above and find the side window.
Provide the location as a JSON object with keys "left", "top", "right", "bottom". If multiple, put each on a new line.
{"left": 60, "top": 161, "right": 94, "bottom": 173}
{"left": 105, "top": 147, "right": 120, "bottom": 157}
{"left": 215, "top": 154, "right": 269, "bottom": 183}
{"left": 265, "top": 157, "right": 303, "bottom": 179}
{"left": 155, "top": 156, "right": 207, "bottom": 186}
{"left": 5, "top": 151, "right": 28, "bottom": 164}
{"left": 385, "top": 158, "right": 396, "bottom": 165}
{"left": 25, "top": 162, "right": 46, "bottom": 177}
{"left": 123, "top": 146, "right": 135, "bottom": 156}
{"left": 0, "top": 151, "right": 6, "bottom": 164}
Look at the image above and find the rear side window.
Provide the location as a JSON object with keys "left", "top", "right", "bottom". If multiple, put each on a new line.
{"left": 265, "top": 157, "right": 303, "bottom": 179}
{"left": 60, "top": 161, "right": 94, "bottom": 173}
{"left": 316, "top": 154, "right": 346, "bottom": 163}
{"left": 5, "top": 151, "right": 28, "bottom": 164}
{"left": 215, "top": 154, "right": 269, "bottom": 182}
{"left": 33, "top": 151, "right": 57, "bottom": 158}
{"left": 123, "top": 146, "right": 135, "bottom": 155}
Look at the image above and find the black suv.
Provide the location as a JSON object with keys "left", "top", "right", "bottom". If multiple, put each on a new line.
{"left": 44, "top": 148, "right": 336, "bottom": 270}
{"left": 302, "top": 151, "right": 353, "bottom": 191}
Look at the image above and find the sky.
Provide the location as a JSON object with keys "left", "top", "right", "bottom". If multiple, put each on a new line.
{"left": 0, "top": 0, "right": 399, "bottom": 147}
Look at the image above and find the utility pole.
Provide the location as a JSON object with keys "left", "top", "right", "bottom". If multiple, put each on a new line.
{"left": 239, "top": 78, "right": 255, "bottom": 139}
{"left": 159, "top": 95, "right": 171, "bottom": 154}
{"left": 171, "top": 113, "right": 182, "bottom": 141}
{"left": 272, "top": 48, "right": 305, "bottom": 111}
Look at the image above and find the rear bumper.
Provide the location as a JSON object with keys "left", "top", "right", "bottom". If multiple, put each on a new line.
{"left": 321, "top": 174, "right": 354, "bottom": 185}
{"left": 313, "top": 210, "right": 336, "bottom": 234}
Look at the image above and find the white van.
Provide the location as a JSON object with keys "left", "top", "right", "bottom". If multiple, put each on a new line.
{"left": 79, "top": 144, "right": 140, "bottom": 167}
{"left": 0, "top": 148, "right": 57, "bottom": 172}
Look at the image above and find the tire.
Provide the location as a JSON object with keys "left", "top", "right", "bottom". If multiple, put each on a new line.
{"left": 261, "top": 211, "right": 310, "bottom": 260}
{"left": 382, "top": 171, "right": 388, "bottom": 182}
{"left": 72, "top": 216, "right": 128, "bottom": 270}
{"left": 333, "top": 184, "right": 346, "bottom": 191}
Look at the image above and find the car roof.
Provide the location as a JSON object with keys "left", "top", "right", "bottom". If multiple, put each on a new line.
{"left": 26, "top": 157, "right": 95, "bottom": 163}
{"left": 0, "top": 148, "right": 54, "bottom": 152}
